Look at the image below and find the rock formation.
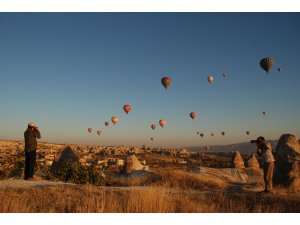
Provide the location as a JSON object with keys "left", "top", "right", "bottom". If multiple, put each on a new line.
{"left": 124, "top": 154, "right": 149, "bottom": 173}
{"left": 231, "top": 151, "right": 245, "bottom": 169}
{"left": 246, "top": 154, "right": 260, "bottom": 170}
{"left": 50, "top": 145, "right": 79, "bottom": 173}
{"left": 275, "top": 134, "right": 300, "bottom": 192}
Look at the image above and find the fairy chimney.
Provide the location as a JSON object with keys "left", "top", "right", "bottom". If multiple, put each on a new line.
{"left": 231, "top": 151, "right": 245, "bottom": 169}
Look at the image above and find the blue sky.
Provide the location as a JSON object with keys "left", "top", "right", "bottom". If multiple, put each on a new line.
{"left": 0, "top": 13, "right": 299, "bottom": 148}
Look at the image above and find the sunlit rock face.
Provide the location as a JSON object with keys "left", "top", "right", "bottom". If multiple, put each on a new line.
{"left": 275, "top": 134, "right": 300, "bottom": 192}
{"left": 231, "top": 151, "right": 245, "bottom": 169}
{"left": 50, "top": 145, "right": 79, "bottom": 174}
{"left": 246, "top": 154, "right": 260, "bottom": 171}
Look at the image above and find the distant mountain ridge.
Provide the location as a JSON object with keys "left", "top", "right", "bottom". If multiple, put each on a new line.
{"left": 186, "top": 140, "right": 278, "bottom": 154}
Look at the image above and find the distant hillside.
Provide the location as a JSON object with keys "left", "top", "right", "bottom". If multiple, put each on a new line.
{"left": 186, "top": 140, "right": 278, "bottom": 154}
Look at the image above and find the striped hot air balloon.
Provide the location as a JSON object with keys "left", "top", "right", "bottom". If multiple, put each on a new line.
{"left": 260, "top": 57, "right": 274, "bottom": 74}
{"left": 190, "top": 112, "right": 197, "bottom": 120}
{"left": 159, "top": 119, "right": 166, "bottom": 128}
{"left": 161, "top": 77, "right": 172, "bottom": 90}
{"left": 111, "top": 116, "right": 118, "bottom": 125}
{"left": 207, "top": 76, "right": 214, "bottom": 84}
{"left": 123, "top": 104, "right": 132, "bottom": 114}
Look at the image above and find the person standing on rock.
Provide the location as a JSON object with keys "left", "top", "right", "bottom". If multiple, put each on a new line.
{"left": 254, "top": 136, "right": 275, "bottom": 193}
{"left": 24, "top": 122, "right": 41, "bottom": 180}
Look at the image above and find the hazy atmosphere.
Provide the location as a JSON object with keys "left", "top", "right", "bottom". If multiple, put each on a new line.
{"left": 0, "top": 13, "right": 299, "bottom": 147}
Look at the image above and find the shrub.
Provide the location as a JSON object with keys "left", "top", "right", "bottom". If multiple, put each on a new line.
{"left": 53, "top": 162, "right": 106, "bottom": 185}
{"left": 8, "top": 157, "right": 25, "bottom": 178}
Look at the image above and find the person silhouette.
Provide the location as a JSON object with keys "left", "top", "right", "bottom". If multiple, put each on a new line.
{"left": 255, "top": 136, "right": 275, "bottom": 193}
{"left": 24, "top": 122, "right": 41, "bottom": 180}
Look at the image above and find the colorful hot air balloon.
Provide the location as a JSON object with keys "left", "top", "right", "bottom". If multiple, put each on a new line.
{"left": 197, "top": 131, "right": 199, "bottom": 135}
{"left": 123, "top": 104, "right": 132, "bottom": 114}
{"left": 211, "top": 133, "right": 214, "bottom": 137}
{"left": 111, "top": 116, "right": 118, "bottom": 125}
{"left": 88, "top": 128, "right": 93, "bottom": 133}
{"left": 159, "top": 119, "right": 166, "bottom": 128}
{"left": 200, "top": 133, "right": 204, "bottom": 138}
{"left": 260, "top": 57, "right": 274, "bottom": 74}
{"left": 161, "top": 77, "right": 172, "bottom": 90}
{"left": 205, "top": 145, "right": 210, "bottom": 151}
{"left": 151, "top": 124, "right": 156, "bottom": 130}
{"left": 207, "top": 76, "right": 214, "bottom": 84}
{"left": 262, "top": 111, "right": 266, "bottom": 116}
{"left": 151, "top": 137, "right": 154, "bottom": 141}
{"left": 105, "top": 121, "right": 109, "bottom": 127}
{"left": 223, "top": 72, "right": 228, "bottom": 77}
{"left": 190, "top": 112, "right": 197, "bottom": 120}
{"left": 246, "top": 131, "right": 250, "bottom": 135}
{"left": 221, "top": 131, "right": 225, "bottom": 136}
{"left": 97, "top": 130, "right": 102, "bottom": 136}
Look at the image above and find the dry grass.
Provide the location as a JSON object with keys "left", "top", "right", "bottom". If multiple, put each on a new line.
{"left": 1, "top": 168, "right": 300, "bottom": 213}
{"left": 108, "top": 169, "right": 228, "bottom": 191}
{"left": 0, "top": 165, "right": 299, "bottom": 213}
{"left": 152, "top": 168, "right": 229, "bottom": 190}
{"left": 0, "top": 185, "right": 299, "bottom": 213}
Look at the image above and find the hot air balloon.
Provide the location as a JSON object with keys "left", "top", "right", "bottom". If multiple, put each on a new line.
{"left": 223, "top": 72, "right": 228, "bottom": 77}
{"left": 161, "top": 77, "right": 172, "bottom": 90}
{"left": 151, "top": 124, "right": 157, "bottom": 130}
{"left": 205, "top": 145, "right": 210, "bottom": 151}
{"left": 207, "top": 76, "right": 214, "bottom": 84}
{"left": 111, "top": 116, "right": 118, "bottom": 125}
{"left": 88, "top": 128, "right": 93, "bottom": 133}
{"left": 105, "top": 122, "right": 109, "bottom": 127}
{"left": 246, "top": 131, "right": 250, "bottom": 136}
{"left": 260, "top": 57, "right": 274, "bottom": 74}
{"left": 159, "top": 119, "right": 166, "bottom": 128}
{"left": 190, "top": 112, "right": 197, "bottom": 120}
{"left": 197, "top": 131, "right": 199, "bottom": 135}
{"left": 278, "top": 67, "right": 282, "bottom": 72}
{"left": 151, "top": 137, "right": 154, "bottom": 141}
{"left": 262, "top": 111, "right": 266, "bottom": 116}
{"left": 211, "top": 133, "right": 214, "bottom": 137}
{"left": 221, "top": 131, "right": 225, "bottom": 136}
{"left": 97, "top": 130, "right": 102, "bottom": 136}
{"left": 200, "top": 133, "right": 204, "bottom": 138}
{"left": 123, "top": 104, "right": 132, "bottom": 114}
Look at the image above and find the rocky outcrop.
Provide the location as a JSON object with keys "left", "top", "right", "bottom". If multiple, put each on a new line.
{"left": 124, "top": 154, "right": 149, "bottom": 174}
{"left": 275, "top": 134, "right": 300, "bottom": 192}
{"left": 246, "top": 154, "right": 260, "bottom": 170}
{"left": 231, "top": 151, "right": 245, "bottom": 169}
{"left": 50, "top": 145, "right": 79, "bottom": 174}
